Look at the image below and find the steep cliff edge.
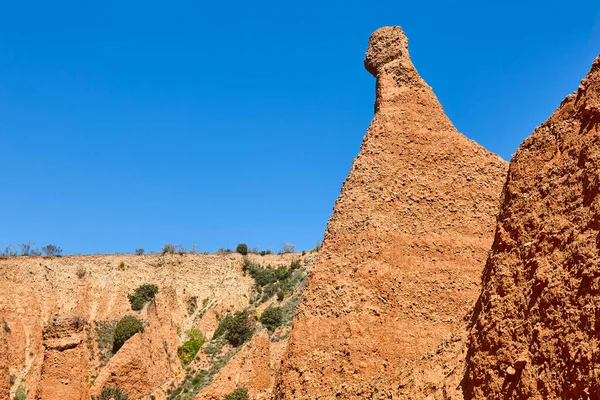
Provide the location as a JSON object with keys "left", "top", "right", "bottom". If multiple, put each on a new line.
{"left": 274, "top": 26, "right": 508, "bottom": 399}
{"left": 465, "top": 55, "right": 600, "bottom": 398}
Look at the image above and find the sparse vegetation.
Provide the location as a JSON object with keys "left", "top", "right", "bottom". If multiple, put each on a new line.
{"left": 3, "top": 320, "right": 11, "bottom": 333}
{"left": 187, "top": 296, "right": 198, "bottom": 314}
{"left": 20, "top": 241, "right": 41, "bottom": 256}
{"left": 313, "top": 240, "right": 322, "bottom": 252}
{"left": 93, "top": 386, "right": 129, "bottom": 400}
{"left": 224, "top": 387, "right": 249, "bottom": 400}
{"left": 1, "top": 245, "right": 18, "bottom": 257}
{"left": 162, "top": 243, "right": 176, "bottom": 254}
{"left": 279, "top": 243, "right": 295, "bottom": 254}
{"left": 236, "top": 243, "right": 248, "bottom": 255}
{"left": 135, "top": 248, "right": 144, "bottom": 255}
{"left": 177, "top": 329, "right": 206, "bottom": 366}
{"left": 42, "top": 244, "right": 63, "bottom": 256}
{"left": 1, "top": 242, "right": 47, "bottom": 257}
{"left": 260, "top": 306, "right": 284, "bottom": 332}
{"left": 128, "top": 284, "right": 158, "bottom": 311}
{"left": 95, "top": 320, "right": 117, "bottom": 364}
{"left": 113, "top": 315, "right": 143, "bottom": 352}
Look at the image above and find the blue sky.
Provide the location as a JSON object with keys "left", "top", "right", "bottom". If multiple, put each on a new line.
{"left": 1, "top": 1, "right": 599, "bottom": 254}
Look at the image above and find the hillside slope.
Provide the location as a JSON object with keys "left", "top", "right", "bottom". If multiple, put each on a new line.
{"left": 0, "top": 252, "right": 312, "bottom": 399}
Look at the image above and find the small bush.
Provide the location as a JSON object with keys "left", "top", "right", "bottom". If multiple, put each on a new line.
{"left": 280, "top": 243, "right": 295, "bottom": 254}
{"left": 225, "top": 387, "right": 249, "bottom": 400}
{"left": 276, "top": 289, "right": 285, "bottom": 301}
{"left": 213, "top": 310, "right": 253, "bottom": 347}
{"left": 135, "top": 248, "right": 144, "bottom": 255}
{"left": 177, "top": 329, "right": 206, "bottom": 366}
{"left": 14, "top": 386, "right": 27, "bottom": 400}
{"left": 128, "top": 284, "right": 158, "bottom": 311}
{"left": 162, "top": 243, "right": 176, "bottom": 254}
{"left": 42, "top": 244, "right": 63, "bottom": 256}
{"left": 76, "top": 267, "right": 87, "bottom": 279}
{"left": 260, "top": 306, "right": 284, "bottom": 332}
{"left": 94, "top": 386, "right": 129, "bottom": 400}
{"left": 20, "top": 241, "right": 40, "bottom": 256}
{"left": 187, "top": 296, "right": 198, "bottom": 315}
{"left": 113, "top": 315, "right": 143, "bottom": 352}
{"left": 236, "top": 243, "right": 248, "bottom": 255}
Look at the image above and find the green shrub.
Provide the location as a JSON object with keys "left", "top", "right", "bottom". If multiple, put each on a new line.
{"left": 14, "top": 386, "right": 27, "bottom": 400}
{"left": 236, "top": 243, "right": 248, "bottom": 255}
{"left": 276, "top": 289, "right": 285, "bottom": 302}
{"left": 260, "top": 306, "right": 284, "bottom": 332}
{"left": 113, "top": 315, "right": 143, "bottom": 352}
{"left": 128, "top": 284, "right": 158, "bottom": 310}
{"left": 213, "top": 310, "right": 253, "bottom": 347}
{"left": 261, "top": 283, "right": 278, "bottom": 302}
{"left": 177, "top": 329, "right": 206, "bottom": 366}
{"left": 224, "top": 387, "right": 249, "bottom": 400}
{"left": 94, "top": 386, "right": 129, "bottom": 400}
{"left": 135, "top": 248, "right": 144, "bottom": 255}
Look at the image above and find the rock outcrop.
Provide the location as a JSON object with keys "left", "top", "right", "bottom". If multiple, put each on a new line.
{"left": 466, "top": 55, "right": 600, "bottom": 398}
{"left": 274, "top": 26, "right": 508, "bottom": 398}
{"left": 36, "top": 315, "right": 89, "bottom": 399}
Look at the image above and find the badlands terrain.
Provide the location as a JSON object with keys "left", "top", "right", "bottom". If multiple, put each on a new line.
{"left": 2, "top": 25, "right": 600, "bottom": 399}
{"left": 0, "top": 252, "right": 315, "bottom": 399}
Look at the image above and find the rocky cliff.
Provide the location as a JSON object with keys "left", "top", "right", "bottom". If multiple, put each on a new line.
{"left": 465, "top": 55, "right": 600, "bottom": 398}
{"left": 0, "top": 252, "right": 309, "bottom": 399}
{"left": 274, "top": 26, "right": 508, "bottom": 399}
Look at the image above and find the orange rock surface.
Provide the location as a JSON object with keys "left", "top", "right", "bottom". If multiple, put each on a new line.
{"left": 466, "top": 55, "right": 600, "bottom": 398}
{"left": 274, "top": 26, "right": 508, "bottom": 399}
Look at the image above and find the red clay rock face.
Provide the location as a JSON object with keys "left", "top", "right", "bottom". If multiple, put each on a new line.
{"left": 466, "top": 56, "right": 600, "bottom": 399}
{"left": 36, "top": 316, "right": 89, "bottom": 400}
{"left": 0, "top": 320, "right": 9, "bottom": 400}
{"left": 274, "top": 26, "right": 507, "bottom": 399}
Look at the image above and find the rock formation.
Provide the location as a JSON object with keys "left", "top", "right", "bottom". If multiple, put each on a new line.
{"left": 465, "top": 55, "right": 600, "bottom": 398}
{"left": 0, "top": 253, "right": 296, "bottom": 399}
{"left": 274, "top": 26, "right": 508, "bottom": 398}
{"left": 36, "top": 315, "right": 89, "bottom": 399}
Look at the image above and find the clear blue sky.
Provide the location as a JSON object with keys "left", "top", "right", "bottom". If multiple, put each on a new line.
{"left": 1, "top": 1, "right": 599, "bottom": 254}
